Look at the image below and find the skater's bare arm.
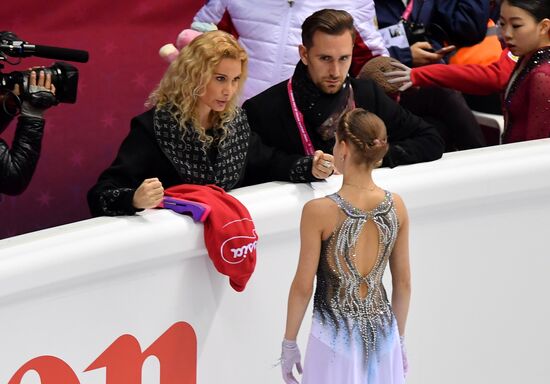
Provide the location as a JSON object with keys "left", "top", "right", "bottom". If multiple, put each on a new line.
{"left": 284, "top": 199, "right": 325, "bottom": 341}
{"left": 390, "top": 193, "right": 411, "bottom": 336}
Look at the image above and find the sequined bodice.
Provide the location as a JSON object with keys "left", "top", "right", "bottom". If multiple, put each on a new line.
{"left": 503, "top": 46, "right": 550, "bottom": 143}
{"left": 313, "top": 191, "right": 399, "bottom": 360}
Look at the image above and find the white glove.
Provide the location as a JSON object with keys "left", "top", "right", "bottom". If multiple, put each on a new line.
{"left": 384, "top": 62, "right": 413, "bottom": 92}
{"left": 281, "top": 339, "right": 302, "bottom": 384}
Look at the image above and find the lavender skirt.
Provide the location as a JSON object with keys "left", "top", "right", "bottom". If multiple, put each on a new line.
{"left": 301, "top": 315, "right": 406, "bottom": 384}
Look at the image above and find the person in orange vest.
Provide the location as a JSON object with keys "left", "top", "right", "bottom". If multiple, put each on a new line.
{"left": 448, "top": 1, "right": 506, "bottom": 114}
{"left": 449, "top": 19, "right": 502, "bottom": 66}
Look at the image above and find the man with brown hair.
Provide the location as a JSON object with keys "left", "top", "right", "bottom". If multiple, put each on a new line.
{"left": 242, "top": 9, "right": 444, "bottom": 186}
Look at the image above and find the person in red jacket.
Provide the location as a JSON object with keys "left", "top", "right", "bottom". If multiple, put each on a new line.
{"left": 385, "top": 0, "right": 550, "bottom": 144}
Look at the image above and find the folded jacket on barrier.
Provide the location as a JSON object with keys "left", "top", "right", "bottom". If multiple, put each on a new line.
{"left": 162, "top": 183, "right": 258, "bottom": 292}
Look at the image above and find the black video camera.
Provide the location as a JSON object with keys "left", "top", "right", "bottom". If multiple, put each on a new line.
{"left": 1, "top": 61, "right": 79, "bottom": 104}
{"left": 0, "top": 31, "right": 89, "bottom": 111}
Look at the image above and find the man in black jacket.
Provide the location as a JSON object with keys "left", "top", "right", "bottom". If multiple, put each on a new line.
{"left": 243, "top": 9, "right": 444, "bottom": 185}
{"left": 0, "top": 70, "right": 56, "bottom": 196}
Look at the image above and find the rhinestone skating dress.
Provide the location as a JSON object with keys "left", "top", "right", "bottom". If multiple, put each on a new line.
{"left": 302, "top": 191, "right": 405, "bottom": 383}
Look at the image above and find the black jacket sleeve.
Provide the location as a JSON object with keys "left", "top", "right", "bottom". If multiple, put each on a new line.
{"left": 388, "top": 45, "right": 414, "bottom": 68}
{"left": 354, "top": 79, "right": 444, "bottom": 167}
{"left": 0, "top": 116, "right": 45, "bottom": 195}
{"left": 242, "top": 99, "right": 319, "bottom": 186}
{"left": 87, "top": 110, "right": 174, "bottom": 217}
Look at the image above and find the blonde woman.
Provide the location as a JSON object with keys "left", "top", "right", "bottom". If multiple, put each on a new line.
{"left": 88, "top": 31, "right": 332, "bottom": 216}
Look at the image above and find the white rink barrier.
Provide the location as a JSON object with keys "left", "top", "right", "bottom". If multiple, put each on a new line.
{"left": 1, "top": 138, "right": 550, "bottom": 384}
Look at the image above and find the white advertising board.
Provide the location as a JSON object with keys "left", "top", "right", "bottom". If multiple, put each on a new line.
{"left": 1, "top": 139, "right": 550, "bottom": 383}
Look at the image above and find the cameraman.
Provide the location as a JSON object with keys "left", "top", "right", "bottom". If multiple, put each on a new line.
{"left": 0, "top": 70, "right": 55, "bottom": 196}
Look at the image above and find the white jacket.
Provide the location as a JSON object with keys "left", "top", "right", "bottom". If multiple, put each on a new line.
{"left": 193, "top": 0, "right": 387, "bottom": 101}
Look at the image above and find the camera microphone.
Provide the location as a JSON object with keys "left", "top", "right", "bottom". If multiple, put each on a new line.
{"left": 0, "top": 32, "right": 85, "bottom": 105}
{"left": 20, "top": 44, "right": 89, "bottom": 63}
{"left": 0, "top": 35, "right": 89, "bottom": 63}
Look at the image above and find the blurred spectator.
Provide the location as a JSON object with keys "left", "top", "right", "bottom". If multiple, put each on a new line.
{"left": 385, "top": 0, "right": 550, "bottom": 144}
{"left": 374, "top": 0, "right": 490, "bottom": 151}
{"left": 450, "top": 0, "right": 505, "bottom": 114}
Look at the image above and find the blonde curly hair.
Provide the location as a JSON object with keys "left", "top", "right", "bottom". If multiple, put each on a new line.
{"left": 148, "top": 30, "right": 248, "bottom": 147}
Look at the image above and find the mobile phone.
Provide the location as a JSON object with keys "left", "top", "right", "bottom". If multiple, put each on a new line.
{"left": 435, "top": 45, "right": 456, "bottom": 55}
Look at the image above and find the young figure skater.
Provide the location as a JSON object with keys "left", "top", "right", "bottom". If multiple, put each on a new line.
{"left": 386, "top": 0, "right": 550, "bottom": 144}
{"left": 282, "top": 108, "right": 411, "bottom": 383}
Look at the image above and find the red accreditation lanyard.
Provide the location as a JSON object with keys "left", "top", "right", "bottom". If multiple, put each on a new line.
{"left": 287, "top": 78, "right": 316, "bottom": 156}
{"left": 402, "top": 0, "right": 414, "bottom": 20}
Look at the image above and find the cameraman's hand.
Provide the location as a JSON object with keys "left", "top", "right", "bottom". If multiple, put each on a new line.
{"left": 21, "top": 70, "right": 56, "bottom": 119}
{"left": 133, "top": 178, "right": 164, "bottom": 209}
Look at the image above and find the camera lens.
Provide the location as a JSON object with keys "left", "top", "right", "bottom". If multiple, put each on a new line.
{"left": 0, "top": 61, "right": 79, "bottom": 104}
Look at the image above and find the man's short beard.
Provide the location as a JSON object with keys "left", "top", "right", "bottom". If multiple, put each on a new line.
{"left": 318, "top": 81, "right": 343, "bottom": 94}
